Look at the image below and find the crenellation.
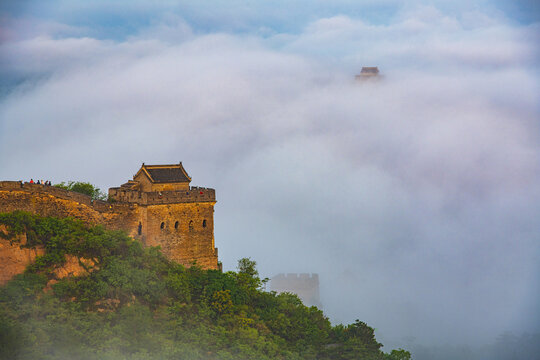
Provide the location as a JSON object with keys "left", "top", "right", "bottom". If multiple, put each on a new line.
{"left": 273, "top": 273, "right": 319, "bottom": 280}
{"left": 108, "top": 187, "right": 215, "bottom": 205}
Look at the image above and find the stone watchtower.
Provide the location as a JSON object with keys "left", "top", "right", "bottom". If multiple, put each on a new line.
{"left": 355, "top": 67, "right": 380, "bottom": 81}
{"left": 108, "top": 163, "right": 219, "bottom": 269}
{"left": 270, "top": 273, "right": 321, "bottom": 308}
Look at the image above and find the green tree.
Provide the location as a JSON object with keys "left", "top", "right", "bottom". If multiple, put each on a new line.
{"left": 385, "top": 348, "right": 412, "bottom": 360}
{"left": 210, "top": 289, "right": 233, "bottom": 315}
{"left": 0, "top": 211, "right": 410, "bottom": 360}
{"left": 237, "top": 257, "right": 258, "bottom": 278}
{"left": 54, "top": 181, "right": 107, "bottom": 200}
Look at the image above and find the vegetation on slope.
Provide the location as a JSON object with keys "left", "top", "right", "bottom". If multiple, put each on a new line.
{"left": 0, "top": 211, "right": 410, "bottom": 360}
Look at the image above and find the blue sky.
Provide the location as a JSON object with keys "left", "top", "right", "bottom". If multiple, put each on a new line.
{"left": 0, "top": 0, "right": 539, "bottom": 355}
{"left": 1, "top": 0, "right": 539, "bottom": 41}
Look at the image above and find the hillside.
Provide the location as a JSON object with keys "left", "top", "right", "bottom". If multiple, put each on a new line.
{"left": 0, "top": 211, "right": 410, "bottom": 360}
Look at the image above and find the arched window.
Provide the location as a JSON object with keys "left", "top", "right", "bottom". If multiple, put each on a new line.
{"left": 174, "top": 221, "right": 179, "bottom": 229}
{"left": 189, "top": 220, "right": 194, "bottom": 231}
{"left": 160, "top": 222, "right": 165, "bottom": 230}
{"left": 138, "top": 222, "right": 142, "bottom": 235}
{"left": 202, "top": 219, "right": 207, "bottom": 228}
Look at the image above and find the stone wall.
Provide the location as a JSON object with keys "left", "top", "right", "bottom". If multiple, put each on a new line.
{"left": 0, "top": 181, "right": 218, "bottom": 272}
{"left": 0, "top": 181, "right": 140, "bottom": 234}
{"left": 108, "top": 186, "right": 215, "bottom": 205}
{"left": 143, "top": 202, "right": 217, "bottom": 269}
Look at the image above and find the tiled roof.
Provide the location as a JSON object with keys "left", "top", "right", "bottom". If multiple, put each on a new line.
{"left": 139, "top": 163, "right": 191, "bottom": 183}
{"left": 360, "top": 67, "right": 379, "bottom": 74}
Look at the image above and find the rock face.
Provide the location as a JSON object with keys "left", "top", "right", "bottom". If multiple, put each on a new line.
{"left": 0, "top": 225, "right": 97, "bottom": 286}
{"left": 0, "top": 228, "right": 45, "bottom": 285}
{"left": 53, "top": 256, "right": 96, "bottom": 280}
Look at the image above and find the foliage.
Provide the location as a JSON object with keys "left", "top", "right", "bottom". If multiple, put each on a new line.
{"left": 0, "top": 211, "right": 408, "bottom": 360}
{"left": 385, "top": 349, "right": 412, "bottom": 360}
{"left": 54, "top": 181, "right": 107, "bottom": 200}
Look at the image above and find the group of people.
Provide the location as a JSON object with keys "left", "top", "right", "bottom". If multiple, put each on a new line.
{"left": 27, "top": 179, "right": 52, "bottom": 186}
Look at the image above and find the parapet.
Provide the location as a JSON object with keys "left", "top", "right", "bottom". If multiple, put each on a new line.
{"left": 1, "top": 181, "right": 93, "bottom": 207}
{"left": 0, "top": 181, "right": 136, "bottom": 213}
{"left": 1, "top": 176, "right": 216, "bottom": 209}
{"left": 108, "top": 186, "right": 216, "bottom": 205}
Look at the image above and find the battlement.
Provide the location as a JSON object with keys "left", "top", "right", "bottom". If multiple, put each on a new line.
{"left": 0, "top": 181, "right": 216, "bottom": 209}
{"left": 273, "top": 273, "right": 319, "bottom": 281}
{"left": 108, "top": 186, "right": 216, "bottom": 205}
{"left": 0, "top": 181, "right": 135, "bottom": 212}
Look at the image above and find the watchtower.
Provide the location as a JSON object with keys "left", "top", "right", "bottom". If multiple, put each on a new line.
{"left": 108, "top": 163, "right": 218, "bottom": 269}
{"left": 270, "top": 273, "right": 321, "bottom": 308}
{"left": 355, "top": 67, "right": 380, "bottom": 81}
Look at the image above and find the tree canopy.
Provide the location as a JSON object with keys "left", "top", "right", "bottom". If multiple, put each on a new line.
{"left": 54, "top": 181, "right": 107, "bottom": 200}
{"left": 0, "top": 211, "right": 410, "bottom": 360}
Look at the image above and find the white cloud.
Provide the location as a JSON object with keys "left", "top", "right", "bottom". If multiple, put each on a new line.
{"left": 281, "top": 9, "right": 539, "bottom": 71}
{"left": 0, "top": 5, "right": 539, "bottom": 350}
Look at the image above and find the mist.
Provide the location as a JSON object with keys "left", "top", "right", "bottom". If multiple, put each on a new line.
{"left": 1, "top": 0, "right": 539, "bottom": 356}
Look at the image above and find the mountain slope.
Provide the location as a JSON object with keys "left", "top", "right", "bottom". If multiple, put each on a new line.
{"left": 0, "top": 211, "right": 409, "bottom": 360}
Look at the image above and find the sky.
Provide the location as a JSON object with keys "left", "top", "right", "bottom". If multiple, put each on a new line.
{"left": 0, "top": 0, "right": 539, "bottom": 352}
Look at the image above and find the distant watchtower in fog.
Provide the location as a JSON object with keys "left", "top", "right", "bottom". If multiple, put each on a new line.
{"left": 270, "top": 273, "right": 321, "bottom": 308}
{"left": 355, "top": 67, "right": 380, "bottom": 81}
